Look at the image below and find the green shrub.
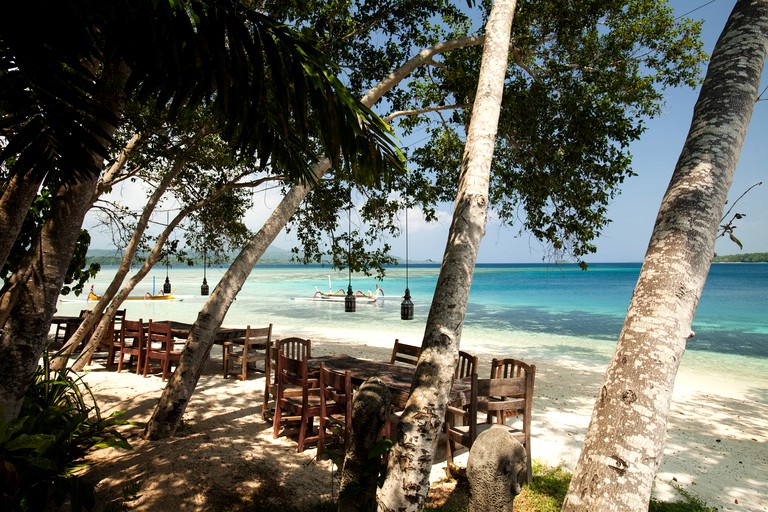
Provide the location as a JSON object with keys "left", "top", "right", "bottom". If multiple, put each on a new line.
{"left": 1, "top": 352, "right": 132, "bottom": 511}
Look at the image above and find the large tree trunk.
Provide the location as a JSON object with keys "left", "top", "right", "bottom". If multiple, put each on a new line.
{"left": 377, "top": 2, "right": 516, "bottom": 510}
{"left": 0, "top": 172, "right": 44, "bottom": 275}
{"left": 562, "top": 2, "right": 768, "bottom": 510}
{"left": 142, "top": 158, "right": 329, "bottom": 439}
{"left": 0, "top": 175, "right": 100, "bottom": 421}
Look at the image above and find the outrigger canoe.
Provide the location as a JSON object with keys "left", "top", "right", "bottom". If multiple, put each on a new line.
{"left": 88, "top": 286, "right": 177, "bottom": 301}
{"left": 311, "top": 281, "right": 384, "bottom": 303}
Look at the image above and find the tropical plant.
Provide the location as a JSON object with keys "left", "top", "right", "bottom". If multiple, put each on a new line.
{"left": 0, "top": 352, "right": 131, "bottom": 511}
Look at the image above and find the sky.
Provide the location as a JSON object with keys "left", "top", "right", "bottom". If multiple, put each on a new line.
{"left": 86, "top": 0, "right": 767, "bottom": 264}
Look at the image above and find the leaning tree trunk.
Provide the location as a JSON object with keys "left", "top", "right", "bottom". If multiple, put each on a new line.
{"left": 57, "top": 155, "right": 187, "bottom": 371}
{"left": 377, "top": 1, "right": 516, "bottom": 510}
{"left": 0, "top": 171, "right": 45, "bottom": 280}
{"left": 142, "top": 158, "right": 329, "bottom": 439}
{"left": 0, "top": 175, "right": 101, "bottom": 421}
{"left": 71, "top": 167, "right": 242, "bottom": 372}
{"left": 562, "top": 2, "right": 768, "bottom": 510}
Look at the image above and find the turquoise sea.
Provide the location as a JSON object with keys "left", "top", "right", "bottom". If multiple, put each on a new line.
{"left": 56, "top": 262, "right": 768, "bottom": 390}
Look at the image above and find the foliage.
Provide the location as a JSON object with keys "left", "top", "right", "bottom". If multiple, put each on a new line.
{"left": 269, "top": 0, "right": 707, "bottom": 270}
{"left": 0, "top": 0, "right": 404, "bottom": 189}
{"left": 408, "top": 0, "right": 707, "bottom": 266}
{"left": 0, "top": 190, "right": 99, "bottom": 296}
{"left": 713, "top": 252, "right": 768, "bottom": 263}
{"left": 0, "top": 352, "right": 131, "bottom": 511}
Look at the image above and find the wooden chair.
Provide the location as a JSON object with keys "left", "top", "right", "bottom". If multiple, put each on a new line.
{"left": 223, "top": 324, "right": 272, "bottom": 380}
{"left": 262, "top": 337, "right": 311, "bottom": 421}
{"left": 117, "top": 318, "right": 145, "bottom": 374}
{"left": 317, "top": 363, "right": 353, "bottom": 458}
{"left": 390, "top": 339, "right": 421, "bottom": 366}
{"left": 143, "top": 320, "right": 183, "bottom": 381}
{"left": 445, "top": 367, "right": 536, "bottom": 483}
{"left": 272, "top": 351, "right": 321, "bottom": 452}
{"left": 455, "top": 350, "right": 478, "bottom": 379}
{"left": 88, "top": 309, "right": 125, "bottom": 368}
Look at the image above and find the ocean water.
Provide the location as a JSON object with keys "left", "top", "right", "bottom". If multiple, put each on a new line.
{"left": 57, "top": 262, "right": 768, "bottom": 388}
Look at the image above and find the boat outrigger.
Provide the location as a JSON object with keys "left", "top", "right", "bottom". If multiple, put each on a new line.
{"left": 299, "top": 276, "right": 384, "bottom": 303}
{"left": 88, "top": 285, "right": 177, "bottom": 301}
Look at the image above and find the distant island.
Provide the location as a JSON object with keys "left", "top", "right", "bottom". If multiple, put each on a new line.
{"left": 713, "top": 252, "right": 768, "bottom": 263}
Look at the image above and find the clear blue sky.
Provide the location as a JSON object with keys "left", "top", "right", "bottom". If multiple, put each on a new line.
{"left": 87, "top": 0, "right": 766, "bottom": 264}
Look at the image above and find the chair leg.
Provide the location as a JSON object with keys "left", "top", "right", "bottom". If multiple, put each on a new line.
{"left": 272, "top": 404, "right": 283, "bottom": 439}
{"left": 240, "top": 358, "right": 247, "bottom": 381}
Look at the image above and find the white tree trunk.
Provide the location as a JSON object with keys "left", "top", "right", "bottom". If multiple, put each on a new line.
{"left": 563, "top": 1, "right": 768, "bottom": 510}
{"left": 377, "top": 1, "right": 516, "bottom": 510}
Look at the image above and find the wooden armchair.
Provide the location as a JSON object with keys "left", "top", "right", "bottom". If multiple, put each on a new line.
{"left": 445, "top": 367, "right": 535, "bottom": 483}
{"left": 143, "top": 320, "right": 183, "bottom": 381}
{"left": 390, "top": 339, "right": 421, "bottom": 366}
{"left": 223, "top": 324, "right": 272, "bottom": 380}
{"left": 317, "top": 363, "right": 352, "bottom": 458}
{"left": 262, "top": 337, "right": 311, "bottom": 421}
{"left": 117, "top": 318, "right": 144, "bottom": 374}
{"left": 272, "top": 351, "right": 321, "bottom": 452}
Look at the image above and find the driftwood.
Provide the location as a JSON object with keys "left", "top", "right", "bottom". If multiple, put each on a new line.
{"left": 466, "top": 427, "right": 527, "bottom": 512}
{"left": 338, "top": 377, "right": 392, "bottom": 512}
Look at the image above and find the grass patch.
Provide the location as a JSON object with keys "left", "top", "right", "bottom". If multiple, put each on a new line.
{"left": 425, "top": 461, "right": 717, "bottom": 512}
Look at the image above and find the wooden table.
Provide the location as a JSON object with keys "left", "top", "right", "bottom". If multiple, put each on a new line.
{"left": 50, "top": 315, "right": 89, "bottom": 345}
{"left": 151, "top": 321, "right": 247, "bottom": 345}
{"left": 310, "top": 354, "right": 470, "bottom": 409}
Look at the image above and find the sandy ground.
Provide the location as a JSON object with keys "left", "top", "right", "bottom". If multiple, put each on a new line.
{"left": 78, "top": 332, "right": 768, "bottom": 511}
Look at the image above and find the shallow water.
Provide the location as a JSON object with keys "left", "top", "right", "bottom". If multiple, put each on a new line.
{"left": 57, "top": 262, "right": 768, "bottom": 390}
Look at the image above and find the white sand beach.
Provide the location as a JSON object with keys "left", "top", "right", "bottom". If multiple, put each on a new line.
{"left": 80, "top": 326, "right": 768, "bottom": 511}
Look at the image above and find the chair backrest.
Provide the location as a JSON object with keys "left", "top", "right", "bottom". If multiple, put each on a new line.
{"left": 111, "top": 309, "right": 127, "bottom": 343}
{"left": 319, "top": 363, "right": 352, "bottom": 426}
{"left": 121, "top": 318, "right": 144, "bottom": 348}
{"left": 455, "top": 350, "right": 479, "bottom": 379}
{"left": 147, "top": 320, "right": 173, "bottom": 353}
{"left": 486, "top": 358, "right": 536, "bottom": 424}
{"left": 489, "top": 358, "right": 533, "bottom": 381}
{"left": 390, "top": 339, "right": 421, "bottom": 366}
{"left": 277, "top": 350, "right": 309, "bottom": 391}
{"left": 278, "top": 337, "right": 311, "bottom": 360}
{"left": 243, "top": 324, "right": 272, "bottom": 354}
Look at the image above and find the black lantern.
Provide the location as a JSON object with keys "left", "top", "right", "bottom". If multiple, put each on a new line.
{"left": 345, "top": 284, "right": 356, "bottom": 312}
{"left": 400, "top": 287, "right": 414, "bottom": 320}
{"left": 344, "top": 189, "right": 356, "bottom": 313}
{"left": 163, "top": 210, "right": 172, "bottom": 294}
{"left": 200, "top": 252, "right": 209, "bottom": 295}
{"left": 400, "top": 204, "right": 414, "bottom": 320}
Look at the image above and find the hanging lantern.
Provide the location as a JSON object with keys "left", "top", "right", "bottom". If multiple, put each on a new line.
{"left": 401, "top": 204, "right": 414, "bottom": 320}
{"left": 344, "top": 187, "right": 356, "bottom": 313}
{"left": 400, "top": 287, "right": 414, "bottom": 320}
{"left": 200, "top": 252, "right": 209, "bottom": 295}
{"left": 345, "top": 284, "right": 356, "bottom": 312}
{"left": 163, "top": 210, "right": 172, "bottom": 294}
